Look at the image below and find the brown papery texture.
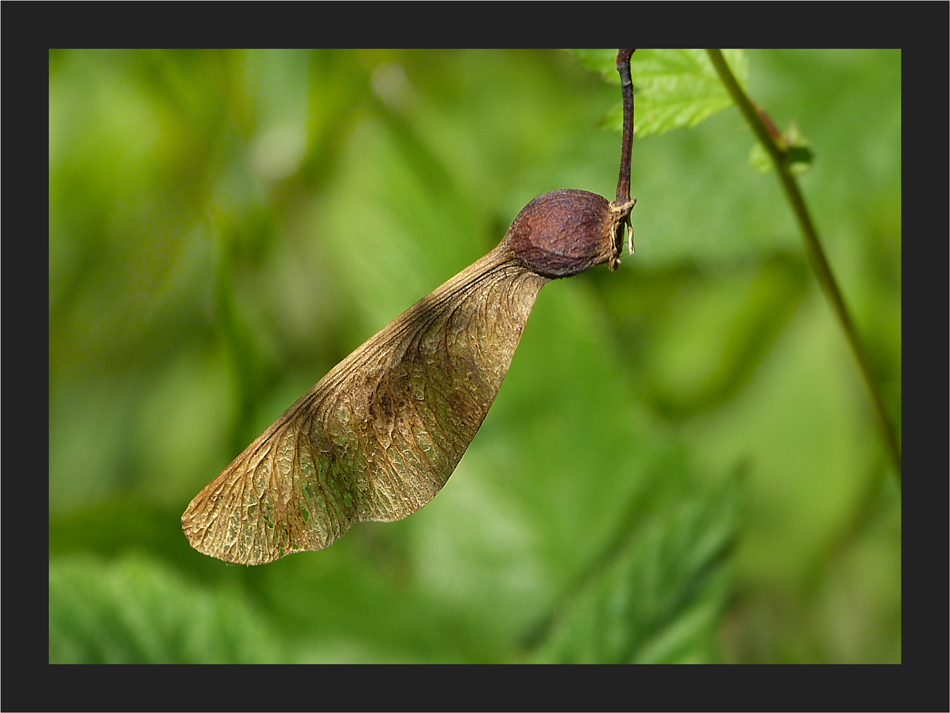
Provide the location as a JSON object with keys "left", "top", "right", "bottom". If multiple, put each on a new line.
{"left": 183, "top": 247, "right": 546, "bottom": 564}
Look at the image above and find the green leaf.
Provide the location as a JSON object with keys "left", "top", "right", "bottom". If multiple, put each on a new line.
{"left": 49, "top": 555, "right": 284, "bottom": 663}
{"left": 529, "top": 475, "right": 739, "bottom": 663}
{"left": 570, "top": 48, "right": 749, "bottom": 137}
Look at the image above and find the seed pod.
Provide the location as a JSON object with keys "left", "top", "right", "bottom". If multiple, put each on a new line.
{"left": 182, "top": 189, "right": 635, "bottom": 564}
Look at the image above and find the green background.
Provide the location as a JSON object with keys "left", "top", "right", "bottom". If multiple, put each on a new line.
{"left": 49, "top": 49, "right": 900, "bottom": 663}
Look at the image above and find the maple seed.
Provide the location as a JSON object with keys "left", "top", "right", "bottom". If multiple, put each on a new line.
{"left": 181, "top": 190, "right": 635, "bottom": 565}
{"left": 181, "top": 50, "right": 638, "bottom": 565}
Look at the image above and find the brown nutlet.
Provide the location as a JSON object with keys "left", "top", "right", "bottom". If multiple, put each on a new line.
{"left": 504, "top": 189, "right": 636, "bottom": 277}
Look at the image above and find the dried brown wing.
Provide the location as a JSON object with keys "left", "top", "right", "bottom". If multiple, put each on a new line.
{"left": 182, "top": 248, "right": 547, "bottom": 564}
{"left": 181, "top": 393, "right": 355, "bottom": 564}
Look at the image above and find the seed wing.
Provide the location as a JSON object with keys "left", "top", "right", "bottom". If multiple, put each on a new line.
{"left": 182, "top": 254, "right": 546, "bottom": 564}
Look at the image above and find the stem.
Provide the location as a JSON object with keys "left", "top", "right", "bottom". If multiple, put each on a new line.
{"left": 615, "top": 49, "right": 635, "bottom": 204}
{"left": 706, "top": 49, "right": 901, "bottom": 483}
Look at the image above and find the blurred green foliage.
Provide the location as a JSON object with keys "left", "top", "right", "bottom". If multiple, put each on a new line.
{"left": 49, "top": 49, "right": 900, "bottom": 664}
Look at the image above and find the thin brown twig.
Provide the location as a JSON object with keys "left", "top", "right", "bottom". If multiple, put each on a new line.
{"left": 615, "top": 49, "right": 635, "bottom": 205}
{"left": 706, "top": 49, "right": 901, "bottom": 484}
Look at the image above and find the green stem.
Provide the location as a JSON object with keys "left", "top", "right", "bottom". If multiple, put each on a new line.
{"left": 706, "top": 49, "right": 901, "bottom": 484}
